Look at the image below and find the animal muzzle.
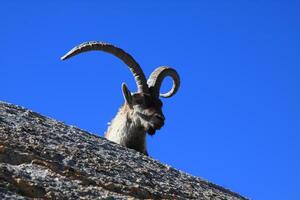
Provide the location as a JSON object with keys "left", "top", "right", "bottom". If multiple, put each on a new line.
{"left": 153, "top": 114, "right": 165, "bottom": 128}
{"left": 147, "top": 114, "right": 165, "bottom": 135}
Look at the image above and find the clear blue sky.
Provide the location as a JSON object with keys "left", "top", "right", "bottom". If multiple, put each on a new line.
{"left": 1, "top": 1, "right": 299, "bottom": 199}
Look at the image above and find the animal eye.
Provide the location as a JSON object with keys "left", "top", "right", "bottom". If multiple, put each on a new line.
{"left": 139, "top": 96, "right": 150, "bottom": 106}
{"left": 133, "top": 97, "right": 144, "bottom": 105}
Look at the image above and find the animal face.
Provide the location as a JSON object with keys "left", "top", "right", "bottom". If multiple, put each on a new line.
{"left": 122, "top": 83, "right": 165, "bottom": 135}
{"left": 131, "top": 93, "right": 165, "bottom": 135}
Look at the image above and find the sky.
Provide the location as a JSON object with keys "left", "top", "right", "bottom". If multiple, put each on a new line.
{"left": 1, "top": 1, "right": 299, "bottom": 199}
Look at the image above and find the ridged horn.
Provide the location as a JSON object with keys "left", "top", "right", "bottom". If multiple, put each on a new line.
{"left": 147, "top": 66, "right": 180, "bottom": 98}
{"left": 61, "top": 41, "right": 149, "bottom": 94}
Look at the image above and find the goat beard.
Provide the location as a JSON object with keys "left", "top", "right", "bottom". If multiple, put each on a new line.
{"left": 147, "top": 127, "right": 156, "bottom": 135}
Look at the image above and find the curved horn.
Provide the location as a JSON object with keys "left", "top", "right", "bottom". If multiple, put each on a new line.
{"left": 147, "top": 66, "right": 180, "bottom": 98}
{"left": 61, "top": 41, "right": 149, "bottom": 94}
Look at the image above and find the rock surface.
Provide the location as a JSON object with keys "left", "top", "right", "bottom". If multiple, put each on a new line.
{"left": 0, "top": 101, "right": 248, "bottom": 200}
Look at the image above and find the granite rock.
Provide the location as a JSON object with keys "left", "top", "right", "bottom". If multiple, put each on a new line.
{"left": 0, "top": 101, "right": 248, "bottom": 199}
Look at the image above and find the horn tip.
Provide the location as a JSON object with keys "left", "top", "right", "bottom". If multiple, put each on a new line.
{"left": 60, "top": 54, "right": 69, "bottom": 61}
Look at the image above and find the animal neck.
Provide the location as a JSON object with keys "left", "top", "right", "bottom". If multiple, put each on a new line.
{"left": 104, "top": 104, "right": 147, "bottom": 154}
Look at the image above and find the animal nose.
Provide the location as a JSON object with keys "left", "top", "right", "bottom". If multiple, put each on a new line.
{"left": 155, "top": 114, "right": 165, "bottom": 121}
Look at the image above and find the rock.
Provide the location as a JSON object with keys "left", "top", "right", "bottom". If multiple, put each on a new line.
{"left": 0, "top": 101, "right": 248, "bottom": 199}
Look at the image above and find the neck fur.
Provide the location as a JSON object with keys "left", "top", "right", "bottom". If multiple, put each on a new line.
{"left": 104, "top": 104, "right": 147, "bottom": 154}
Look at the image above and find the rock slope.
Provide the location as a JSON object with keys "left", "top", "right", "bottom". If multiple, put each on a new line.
{"left": 0, "top": 101, "right": 248, "bottom": 199}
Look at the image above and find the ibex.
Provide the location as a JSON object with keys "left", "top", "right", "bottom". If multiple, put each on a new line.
{"left": 61, "top": 41, "right": 180, "bottom": 155}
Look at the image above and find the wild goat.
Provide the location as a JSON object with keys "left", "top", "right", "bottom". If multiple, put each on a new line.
{"left": 61, "top": 41, "right": 180, "bottom": 155}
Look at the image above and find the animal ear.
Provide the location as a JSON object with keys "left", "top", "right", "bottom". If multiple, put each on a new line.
{"left": 121, "top": 83, "right": 133, "bottom": 107}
